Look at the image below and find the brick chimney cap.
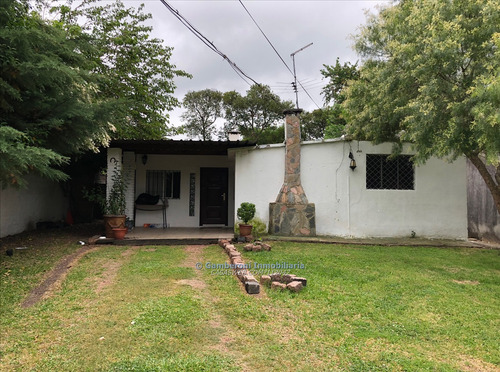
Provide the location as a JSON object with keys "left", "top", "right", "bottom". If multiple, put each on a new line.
{"left": 283, "top": 109, "right": 303, "bottom": 116}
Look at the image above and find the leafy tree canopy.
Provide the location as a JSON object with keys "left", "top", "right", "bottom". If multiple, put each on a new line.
{"left": 181, "top": 89, "right": 223, "bottom": 141}
{"left": 223, "top": 84, "right": 293, "bottom": 144}
{"left": 299, "top": 58, "right": 359, "bottom": 141}
{"left": 53, "top": 0, "right": 191, "bottom": 139}
{"left": 301, "top": 106, "right": 345, "bottom": 141}
{"left": 321, "top": 58, "right": 359, "bottom": 105}
{"left": 344, "top": 0, "right": 500, "bottom": 212}
{"left": 0, "top": 0, "right": 113, "bottom": 187}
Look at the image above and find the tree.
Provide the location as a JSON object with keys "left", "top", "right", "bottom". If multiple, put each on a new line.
{"left": 304, "top": 58, "right": 360, "bottom": 140}
{"left": 344, "top": 0, "right": 500, "bottom": 213}
{"left": 181, "top": 89, "right": 223, "bottom": 141}
{"left": 301, "top": 106, "right": 345, "bottom": 141}
{"left": 0, "top": 0, "right": 112, "bottom": 188}
{"left": 321, "top": 58, "right": 359, "bottom": 105}
{"left": 223, "top": 84, "right": 293, "bottom": 144}
{"left": 54, "top": 0, "right": 191, "bottom": 139}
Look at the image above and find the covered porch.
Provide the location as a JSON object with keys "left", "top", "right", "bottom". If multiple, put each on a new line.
{"left": 107, "top": 139, "right": 255, "bottom": 231}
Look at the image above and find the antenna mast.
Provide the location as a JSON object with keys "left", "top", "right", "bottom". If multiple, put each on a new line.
{"left": 291, "top": 42, "right": 313, "bottom": 109}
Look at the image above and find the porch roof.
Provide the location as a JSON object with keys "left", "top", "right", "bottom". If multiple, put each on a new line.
{"left": 110, "top": 139, "right": 256, "bottom": 156}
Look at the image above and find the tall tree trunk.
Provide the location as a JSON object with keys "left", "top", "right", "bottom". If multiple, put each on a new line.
{"left": 467, "top": 153, "right": 500, "bottom": 214}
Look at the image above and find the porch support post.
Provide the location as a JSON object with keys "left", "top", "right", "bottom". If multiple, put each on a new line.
{"left": 122, "top": 151, "right": 136, "bottom": 220}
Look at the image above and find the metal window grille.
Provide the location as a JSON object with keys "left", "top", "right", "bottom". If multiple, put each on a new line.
{"left": 366, "top": 155, "right": 414, "bottom": 190}
{"left": 146, "top": 170, "right": 181, "bottom": 198}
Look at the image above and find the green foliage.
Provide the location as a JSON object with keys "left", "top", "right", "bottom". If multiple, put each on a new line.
{"left": 300, "top": 59, "right": 358, "bottom": 141}
{"left": 234, "top": 217, "right": 267, "bottom": 238}
{"left": 257, "top": 125, "right": 285, "bottom": 144}
{"left": 181, "top": 89, "right": 223, "bottom": 141}
{"left": 223, "top": 84, "right": 293, "bottom": 144}
{"left": 237, "top": 202, "right": 256, "bottom": 224}
{"left": 344, "top": 0, "right": 500, "bottom": 211}
{"left": 53, "top": 0, "right": 191, "bottom": 140}
{"left": 106, "top": 166, "right": 127, "bottom": 215}
{"left": 0, "top": 0, "right": 113, "bottom": 187}
{"left": 301, "top": 106, "right": 346, "bottom": 140}
{"left": 82, "top": 165, "right": 127, "bottom": 215}
{"left": 0, "top": 126, "right": 68, "bottom": 188}
{"left": 321, "top": 58, "right": 359, "bottom": 105}
{"left": 0, "top": 0, "right": 190, "bottom": 187}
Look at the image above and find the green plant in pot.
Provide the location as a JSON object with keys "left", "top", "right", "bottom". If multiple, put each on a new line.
{"left": 237, "top": 202, "right": 256, "bottom": 237}
{"left": 84, "top": 165, "right": 128, "bottom": 238}
{"left": 105, "top": 165, "right": 128, "bottom": 238}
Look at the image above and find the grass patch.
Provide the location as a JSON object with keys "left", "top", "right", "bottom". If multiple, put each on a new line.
{"left": 202, "top": 242, "right": 500, "bottom": 371}
{"left": 1, "top": 236, "right": 499, "bottom": 371}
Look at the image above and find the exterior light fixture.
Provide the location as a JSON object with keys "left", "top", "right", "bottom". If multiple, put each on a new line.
{"left": 142, "top": 154, "right": 148, "bottom": 165}
{"left": 348, "top": 152, "right": 357, "bottom": 170}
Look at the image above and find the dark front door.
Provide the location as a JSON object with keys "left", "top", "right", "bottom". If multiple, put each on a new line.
{"left": 200, "top": 168, "right": 228, "bottom": 225}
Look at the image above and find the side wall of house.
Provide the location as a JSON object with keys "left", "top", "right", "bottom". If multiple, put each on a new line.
{"left": 134, "top": 154, "right": 236, "bottom": 228}
{"left": 0, "top": 175, "right": 68, "bottom": 238}
{"left": 234, "top": 141, "right": 468, "bottom": 239}
{"left": 467, "top": 159, "right": 500, "bottom": 242}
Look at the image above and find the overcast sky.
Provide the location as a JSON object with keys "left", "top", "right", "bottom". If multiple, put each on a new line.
{"left": 127, "top": 0, "right": 390, "bottom": 133}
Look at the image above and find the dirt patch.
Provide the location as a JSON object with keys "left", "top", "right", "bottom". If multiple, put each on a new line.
{"left": 176, "top": 245, "right": 251, "bottom": 371}
{"left": 21, "top": 245, "right": 99, "bottom": 308}
{"left": 95, "top": 246, "right": 139, "bottom": 293}
{"left": 452, "top": 280, "right": 480, "bottom": 285}
{"left": 181, "top": 245, "right": 205, "bottom": 269}
{"left": 1, "top": 223, "right": 103, "bottom": 252}
{"left": 457, "top": 355, "right": 499, "bottom": 372}
{"left": 176, "top": 279, "right": 207, "bottom": 290}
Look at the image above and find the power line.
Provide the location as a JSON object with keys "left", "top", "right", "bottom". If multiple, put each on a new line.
{"left": 238, "top": 0, "right": 293, "bottom": 76}
{"left": 159, "top": 0, "right": 259, "bottom": 86}
{"left": 238, "top": 0, "right": 320, "bottom": 109}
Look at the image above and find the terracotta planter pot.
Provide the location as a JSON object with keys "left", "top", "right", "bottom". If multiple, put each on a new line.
{"left": 112, "top": 227, "right": 127, "bottom": 240}
{"left": 104, "top": 215, "right": 126, "bottom": 238}
{"left": 239, "top": 224, "right": 253, "bottom": 237}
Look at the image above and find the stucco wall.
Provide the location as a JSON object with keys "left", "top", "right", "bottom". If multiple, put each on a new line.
{"left": 233, "top": 140, "right": 468, "bottom": 239}
{"left": 0, "top": 175, "right": 68, "bottom": 238}
{"left": 133, "top": 154, "right": 235, "bottom": 228}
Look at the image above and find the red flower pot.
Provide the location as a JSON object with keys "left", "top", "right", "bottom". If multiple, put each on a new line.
{"left": 112, "top": 227, "right": 127, "bottom": 240}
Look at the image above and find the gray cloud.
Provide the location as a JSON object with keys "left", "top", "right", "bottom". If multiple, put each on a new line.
{"left": 142, "top": 0, "right": 388, "bottom": 129}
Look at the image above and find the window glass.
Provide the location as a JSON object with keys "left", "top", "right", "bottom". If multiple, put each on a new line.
{"left": 146, "top": 170, "right": 181, "bottom": 198}
{"left": 366, "top": 155, "right": 414, "bottom": 190}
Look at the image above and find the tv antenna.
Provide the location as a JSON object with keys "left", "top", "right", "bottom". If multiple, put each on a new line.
{"left": 291, "top": 42, "right": 313, "bottom": 109}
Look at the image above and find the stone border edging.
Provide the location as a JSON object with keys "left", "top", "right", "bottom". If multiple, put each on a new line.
{"left": 218, "top": 239, "right": 260, "bottom": 294}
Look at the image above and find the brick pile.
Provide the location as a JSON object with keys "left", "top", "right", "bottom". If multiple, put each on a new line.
{"left": 243, "top": 241, "right": 272, "bottom": 252}
{"left": 260, "top": 273, "right": 307, "bottom": 293}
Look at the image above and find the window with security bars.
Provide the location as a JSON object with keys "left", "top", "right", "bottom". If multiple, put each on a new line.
{"left": 146, "top": 170, "right": 181, "bottom": 199}
{"left": 366, "top": 155, "right": 414, "bottom": 190}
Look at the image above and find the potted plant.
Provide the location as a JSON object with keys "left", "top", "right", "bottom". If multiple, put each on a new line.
{"left": 237, "top": 202, "right": 256, "bottom": 237}
{"left": 105, "top": 166, "right": 128, "bottom": 239}
{"left": 83, "top": 165, "right": 127, "bottom": 238}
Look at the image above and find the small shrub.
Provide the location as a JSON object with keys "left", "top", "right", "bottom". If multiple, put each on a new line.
{"left": 234, "top": 217, "right": 267, "bottom": 239}
{"left": 237, "top": 202, "right": 256, "bottom": 224}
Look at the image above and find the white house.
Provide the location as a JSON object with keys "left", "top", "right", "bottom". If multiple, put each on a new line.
{"left": 232, "top": 139, "right": 467, "bottom": 239}
{"left": 107, "top": 112, "right": 467, "bottom": 240}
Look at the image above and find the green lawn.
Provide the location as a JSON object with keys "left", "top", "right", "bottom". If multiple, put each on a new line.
{"left": 1, "top": 238, "right": 499, "bottom": 371}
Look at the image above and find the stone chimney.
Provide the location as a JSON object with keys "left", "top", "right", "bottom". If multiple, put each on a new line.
{"left": 269, "top": 109, "right": 316, "bottom": 236}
